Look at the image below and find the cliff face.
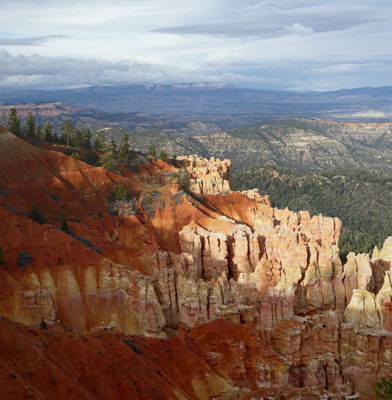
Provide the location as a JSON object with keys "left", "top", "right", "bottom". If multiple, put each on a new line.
{"left": 1, "top": 126, "right": 392, "bottom": 398}
{"left": 186, "top": 156, "right": 231, "bottom": 195}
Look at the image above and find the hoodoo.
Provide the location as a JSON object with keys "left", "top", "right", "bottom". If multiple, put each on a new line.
{"left": 1, "top": 126, "right": 392, "bottom": 399}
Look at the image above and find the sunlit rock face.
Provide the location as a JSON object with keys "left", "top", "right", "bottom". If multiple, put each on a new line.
{"left": 2, "top": 126, "right": 392, "bottom": 398}
{"left": 180, "top": 155, "right": 232, "bottom": 195}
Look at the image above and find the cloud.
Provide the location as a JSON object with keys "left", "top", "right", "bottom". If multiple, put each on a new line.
{"left": 311, "top": 63, "right": 360, "bottom": 73}
{"left": 0, "top": 35, "right": 68, "bottom": 46}
{"left": 0, "top": 0, "right": 392, "bottom": 91}
{"left": 281, "top": 23, "right": 314, "bottom": 36}
{"left": 152, "top": 2, "right": 380, "bottom": 38}
{"left": 0, "top": 49, "right": 283, "bottom": 90}
{"left": 0, "top": 50, "right": 130, "bottom": 88}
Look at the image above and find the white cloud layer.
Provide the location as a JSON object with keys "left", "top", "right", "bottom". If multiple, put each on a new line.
{"left": 0, "top": 0, "right": 391, "bottom": 91}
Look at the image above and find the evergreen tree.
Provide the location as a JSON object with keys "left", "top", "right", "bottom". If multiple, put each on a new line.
{"left": 159, "top": 149, "right": 167, "bottom": 161}
{"left": 21, "top": 122, "right": 27, "bottom": 137}
{"left": 83, "top": 127, "right": 92, "bottom": 150}
{"left": 0, "top": 244, "right": 6, "bottom": 265}
{"left": 36, "top": 125, "right": 44, "bottom": 141}
{"left": 118, "top": 132, "right": 131, "bottom": 159}
{"left": 374, "top": 376, "right": 392, "bottom": 399}
{"left": 94, "top": 133, "right": 104, "bottom": 151}
{"left": 109, "top": 137, "right": 116, "bottom": 152}
{"left": 172, "top": 154, "right": 177, "bottom": 167}
{"left": 83, "top": 150, "right": 99, "bottom": 166}
{"left": 61, "top": 216, "right": 70, "bottom": 233}
{"left": 29, "top": 203, "right": 45, "bottom": 224}
{"left": 40, "top": 318, "right": 48, "bottom": 330}
{"left": 74, "top": 126, "right": 85, "bottom": 148}
{"left": 52, "top": 126, "right": 60, "bottom": 143}
{"left": 99, "top": 138, "right": 119, "bottom": 173}
{"left": 178, "top": 167, "right": 191, "bottom": 193}
{"left": 44, "top": 121, "right": 55, "bottom": 142}
{"left": 7, "top": 108, "right": 21, "bottom": 136}
{"left": 192, "top": 157, "right": 196, "bottom": 168}
{"left": 61, "top": 120, "right": 74, "bottom": 147}
{"left": 150, "top": 144, "right": 157, "bottom": 158}
{"left": 27, "top": 112, "right": 36, "bottom": 139}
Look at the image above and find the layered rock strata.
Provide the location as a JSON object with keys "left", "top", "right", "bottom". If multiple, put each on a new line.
{"left": 178, "top": 155, "right": 231, "bottom": 195}
{"left": 2, "top": 126, "right": 392, "bottom": 398}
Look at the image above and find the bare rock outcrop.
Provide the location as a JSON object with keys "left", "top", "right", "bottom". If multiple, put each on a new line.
{"left": 185, "top": 156, "right": 232, "bottom": 195}
{"left": 179, "top": 223, "right": 229, "bottom": 280}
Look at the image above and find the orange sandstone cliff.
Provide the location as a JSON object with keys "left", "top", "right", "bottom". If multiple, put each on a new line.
{"left": 0, "top": 126, "right": 392, "bottom": 399}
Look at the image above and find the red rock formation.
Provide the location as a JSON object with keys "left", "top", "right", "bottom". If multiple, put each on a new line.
{"left": 0, "top": 317, "right": 249, "bottom": 400}
{"left": 2, "top": 125, "right": 392, "bottom": 398}
{"left": 0, "top": 313, "right": 371, "bottom": 400}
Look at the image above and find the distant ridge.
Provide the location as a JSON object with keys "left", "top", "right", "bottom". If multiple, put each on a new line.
{"left": 126, "top": 118, "right": 392, "bottom": 172}
{"left": 2, "top": 83, "right": 392, "bottom": 124}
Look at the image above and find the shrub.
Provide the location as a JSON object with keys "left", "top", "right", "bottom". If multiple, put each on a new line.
{"left": 82, "top": 150, "right": 99, "bottom": 166}
{"left": 61, "top": 216, "right": 70, "bottom": 233}
{"left": 114, "top": 184, "right": 128, "bottom": 201}
{"left": 17, "top": 251, "right": 32, "bottom": 268}
{"left": 0, "top": 244, "right": 6, "bottom": 265}
{"left": 143, "top": 195, "right": 154, "bottom": 205}
{"left": 50, "top": 193, "right": 60, "bottom": 203}
{"left": 63, "top": 148, "right": 73, "bottom": 156}
{"left": 374, "top": 376, "right": 392, "bottom": 399}
{"left": 29, "top": 203, "right": 45, "bottom": 224}
{"left": 40, "top": 318, "right": 48, "bottom": 330}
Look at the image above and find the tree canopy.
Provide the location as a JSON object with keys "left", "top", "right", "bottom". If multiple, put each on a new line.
{"left": 61, "top": 215, "right": 70, "bottom": 233}
{"left": 178, "top": 167, "right": 191, "bottom": 193}
{"left": 44, "top": 121, "right": 55, "bottom": 142}
{"left": 27, "top": 112, "right": 36, "bottom": 139}
{"left": 233, "top": 166, "right": 392, "bottom": 262}
{"left": 150, "top": 144, "right": 157, "bottom": 158}
{"left": 61, "top": 120, "right": 74, "bottom": 147}
{"left": 118, "top": 132, "right": 131, "bottom": 159}
{"left": 374, "top": 376, "right": 392, "bottom": 399}
{"left": 29, "top": 203, "right": 45, "bottom": 225}
{"left": 99, "top": 138, "right": 119, "bottom": 173}
{"left": 7, "top": 108, "right": 21, "bottom": 136}
{"left": 159, "top": 149, "right": 167, "bottom": 161}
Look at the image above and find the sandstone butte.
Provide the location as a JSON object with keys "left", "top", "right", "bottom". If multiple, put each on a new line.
{"left": 0, "top": 125, "right": 392, "bottom": 399}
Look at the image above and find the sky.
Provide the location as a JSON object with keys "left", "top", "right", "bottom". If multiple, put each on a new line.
{"left": 0, "top": 0, "right": 392, "bottom": 91}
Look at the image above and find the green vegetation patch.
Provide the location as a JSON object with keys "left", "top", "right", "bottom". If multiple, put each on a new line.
{"left": 233, "top": 166, "right": 392, "bottom": 263}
